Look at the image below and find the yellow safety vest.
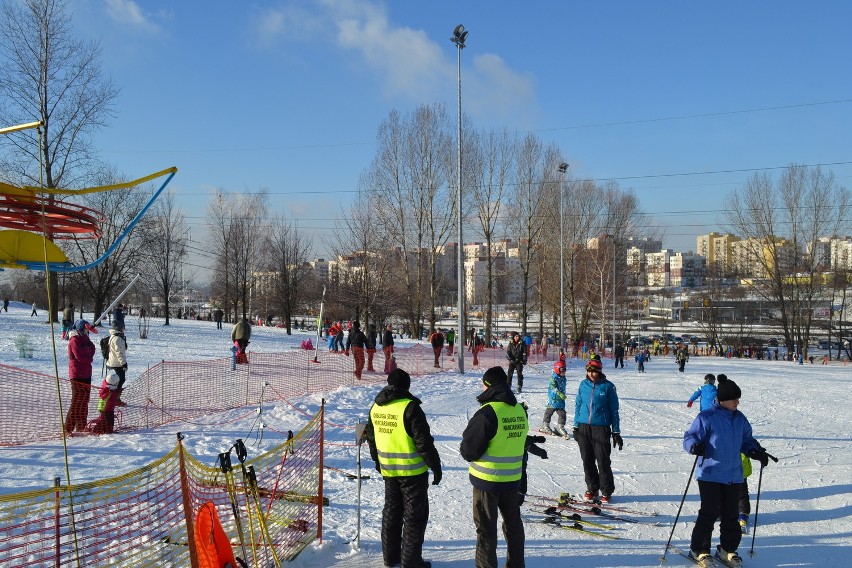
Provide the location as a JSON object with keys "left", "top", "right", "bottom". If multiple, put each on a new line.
{"left": 370, "top": 399, "right": 428, "bottom": 477}
{"left": 469, "top": 402, "right": 528, "bottom": 483}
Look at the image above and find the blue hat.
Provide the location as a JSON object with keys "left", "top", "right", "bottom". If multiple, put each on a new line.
{"left": 74, "top": 319, "right": 89, "bottom": 333}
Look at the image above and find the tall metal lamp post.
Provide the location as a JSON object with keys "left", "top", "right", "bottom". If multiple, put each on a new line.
{"left": 557, "top": 163, "right": 569, "bottom": 353}
{"left": 452, "top": 24, "right": 468, "bottom": 374}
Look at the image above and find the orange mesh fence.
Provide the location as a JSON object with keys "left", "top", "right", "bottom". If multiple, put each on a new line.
{"left": 0, "top": 343, "right": 554, "bottom": 446}
{"left": 0, "top": 406, "right": 324, "bottom": 566}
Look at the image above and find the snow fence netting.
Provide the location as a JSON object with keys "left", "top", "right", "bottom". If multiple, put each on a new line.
{"left": 0, "top": 406, "right": 324, "bottom": 566}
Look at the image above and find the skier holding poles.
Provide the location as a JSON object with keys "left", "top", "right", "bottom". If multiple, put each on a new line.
{"left": 681, "top": 377, "right": 773, "bottom": 567}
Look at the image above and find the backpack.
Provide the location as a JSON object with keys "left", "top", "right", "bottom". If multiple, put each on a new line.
{"left": 100, "top": 333, "right": 127, "bottom": 359}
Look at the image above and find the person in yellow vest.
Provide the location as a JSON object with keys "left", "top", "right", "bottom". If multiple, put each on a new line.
{"left": 460, "top": 366, "right": 528, "bottom": 568}
{"left": 365, "top": 368, "right": 441, "bottom": 568}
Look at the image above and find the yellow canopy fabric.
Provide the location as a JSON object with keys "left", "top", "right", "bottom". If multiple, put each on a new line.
{"left": 0, "top": 229, "right": 68, "bottom": 269}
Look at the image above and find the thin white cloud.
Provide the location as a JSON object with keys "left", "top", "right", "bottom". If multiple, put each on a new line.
{"left": 105, "top": 0, "right": 162, "bottom": 33}
{"left": 257, "top": 0, "right": 537, "bottom": 119}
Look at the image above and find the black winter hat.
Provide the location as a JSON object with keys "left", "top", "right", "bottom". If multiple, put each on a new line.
{"left": 387, "top": 368, "right": 411, "bottom": 390}
{"left": 716, "top": 378, "right": 741, "bottom": 402}
{"left": 482, "top": 366, "right": 507, "bottom": 387}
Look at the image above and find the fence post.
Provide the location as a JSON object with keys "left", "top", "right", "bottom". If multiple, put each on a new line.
{"left": 177, "top": 433, "right": 200, "bottom": 567}
{"left": 318, "top": 399, "right": 325, "bottom": 544}
{"left": 160, "top": 360, "right": 165, "bottom": 427}
{"left": 54, "top": 476, "right": 61, "bottom": 568}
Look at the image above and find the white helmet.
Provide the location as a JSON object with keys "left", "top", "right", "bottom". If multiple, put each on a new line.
{"left": 105, "top": 372, "right": 120, "bottom": 387}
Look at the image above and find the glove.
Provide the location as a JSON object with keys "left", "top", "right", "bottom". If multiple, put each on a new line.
{"left": 431, "top": 468, "right": 442, "bottom": 486}
{"left": 748, "top": 448, "right": 770, "bottom": 468}
{"left": 528, "top": 444, "right": 548, "bottom": 459}
{"left": 345, "top": 349, "right": 350, "bottom": 357}
{"left": 690, "top": 442, "right": 706, "bottom": 456}
{"left": 572, "top": 427, "right": 579, "bottom": 442}
{"left": 612, "top": 433, "right": 623, "bottom": 451}
{"left": 686, "top": 400, "right": 694, "bottom": 408}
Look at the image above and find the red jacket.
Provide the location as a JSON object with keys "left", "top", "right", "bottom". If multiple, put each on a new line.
{"left": 68, "top": 332, "right": 96, "bottom": 380}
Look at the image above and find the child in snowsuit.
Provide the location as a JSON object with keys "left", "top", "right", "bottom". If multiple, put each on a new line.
{"left": 683, "top": 377, "right": 771, "bottom": 567}
{"left": 635, "top": 350, "right": 646, "bottom": 373}
{"left": 91, "top": 372, "right": 121, "bottom": 434}
{"left": 687, "top": 374, "right": 717, "bottom": 411}
{"left": 541, "top": 360, "right": 569, "bottom": 437}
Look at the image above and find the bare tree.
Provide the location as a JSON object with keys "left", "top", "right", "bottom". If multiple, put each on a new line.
{"left": 468, "top": 127, "right": 514, "bottom": 340}
{"left": 140, "top": 192, "right": 187, "bottom": 326}
{"left": 727, "top": 165, "right": 850, "bottom": 358}
{"left": 508, "top": 134, "right": 553, "bottom": 335}
{"left": 0, "top": 0, "right": 118, "bottom": 321}
{"left": 207, "top": 190, "right": 235, "bottom": 322}
{"left": 265, "top": 215, "right": 311, "bottom": 334}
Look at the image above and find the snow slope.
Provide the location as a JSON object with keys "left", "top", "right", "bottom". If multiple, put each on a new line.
{"left": 1, "top": 301, "right": 850, "bottom": 567}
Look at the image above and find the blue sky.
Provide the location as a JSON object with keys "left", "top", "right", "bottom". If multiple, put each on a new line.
{"left": 68, "top": 1, "right": 852, "bottom": 280}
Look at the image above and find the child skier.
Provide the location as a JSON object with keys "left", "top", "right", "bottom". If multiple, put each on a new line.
{"left": 541, "top": 360, "right": 569, "bottom": 437}
{"left": 687, "top": 374, "right": 717, "bottom": 410}
{"left": 683, "top": 377, "right": 772, "bottom": 567}
{"left": 90, "top": 372, "right": 121, "bottom": 434}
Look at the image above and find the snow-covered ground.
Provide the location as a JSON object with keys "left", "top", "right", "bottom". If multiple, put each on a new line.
{"left": 1, "top": 301, "right": 850, "bottom": 567}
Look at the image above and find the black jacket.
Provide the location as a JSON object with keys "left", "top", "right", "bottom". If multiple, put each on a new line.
{"left": 366, "top": 328, "right": 378, "bottom": 349}
{"left": 346, "top": 328, "right": 367, "bottom": 350}
{"left": 382, "top": 329, "right": 394, "bottom": 348}
{"left": 460, "top": 382, "right": 524, "bottom": 492}
{"left": 507, "top": 341, "right": 526, "bottom": 364}
{"left": 365, "top": 386, "right": 441, "bottom": 475}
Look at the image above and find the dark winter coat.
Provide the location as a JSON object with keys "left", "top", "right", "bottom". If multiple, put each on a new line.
{"left": 382, "top": 329, "right": 394, "bottom": 348}
{"left": 460, "top": 382, "right": 525, "bottom": 492}
{"left": 346, "top": 328, "right": 368, "bottom": 350}
{"left": 366, "top": 327, "right": 378, "bottom": 349}
{"left": 231, "top": 319, "right": 251, "bottom": 342}
{"left": 365, "top": 386, "right": 441, "bottom": 474}
{"left": 429, "top": 332, "right": 445, "bottom": 349}
{"left": 507, "top": 340, "right": 526, "bottom": 364}
{"left": 614, "top": 344, "right": 625, "bottom": 358}
{"left": 68, "top": 332, "right": 96, "bottom": 380}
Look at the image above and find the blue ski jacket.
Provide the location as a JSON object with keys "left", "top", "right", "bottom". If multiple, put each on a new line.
{"left": 573, "top": 375, "right": 620, "bottom": 433}
{"left": 688, "top": 383, "right": 717, "bottom": 411}
{"left": 683, "top": 401, "right": 761, "bottom": 484}
{"left": 547, "top": 372, "right": 567, "bottom": 409}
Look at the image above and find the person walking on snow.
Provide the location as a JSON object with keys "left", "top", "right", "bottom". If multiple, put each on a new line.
{"left": 428, "top": 329, "right": 445, "bottom": 368}
{"left": 460, "top": 366, "right": 528, "bottom": 568}
{"left": 366, "top": 323, "right": 378, "bottom": 372}
{"left": 365, "top": 368, "right": 441, "bottom": 568}
{"left": 345, "top": 320, "right": 368, "bottom": 379}
{"left": 687, "top": 374, "right": 717, "bottom": 411}
{"left": 572, "top": 358, "right": 622, "bottom": 504}
{"left": 677, "top": 344, "right": 689, "bottom": 372}
{"left": 382, "top": 324, "right": 395, "bottom": 374}
{"left": 541, "top": 360, "right": 570, "bottom": 437}
{"left": 506, "top": 334, "right": 527, "bottom": 393}
{"left": 30, "top": 302, "right": 37, "bottom": 317}
{"left": 683, "top": 377, "right": 772, "bottom": 567}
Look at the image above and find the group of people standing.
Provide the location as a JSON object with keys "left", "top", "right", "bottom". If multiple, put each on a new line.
{"left": 64, "top": 305, "right": 129, "bottom": 435}
{"left": 365, "top": 365, "right": 530, "bottom": 568}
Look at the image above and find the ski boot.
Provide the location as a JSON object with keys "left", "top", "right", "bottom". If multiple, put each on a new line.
{"left": 583, "top": 490, "right": 597, "bottom": 501}
{"left": 540, "top": 422, "right": 553, "bottom": 435}
{"left": 715, "top": 545, "right": 743, "bottom": 567}
{"left": 688, "top": 550, "right": 714, "bottom": 568}
{"left": 738, "top": 513, "right": 749, "bottom": 533}
{"left": 553, "top": 424, "right": 570, "bottom": 438}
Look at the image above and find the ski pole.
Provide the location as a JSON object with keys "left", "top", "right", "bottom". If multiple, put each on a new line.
{"left": 749, "top": 452, "right": 776, "bottom": 557}
{"left": 660, "top": 455, "right": 698, "bottom": 564}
